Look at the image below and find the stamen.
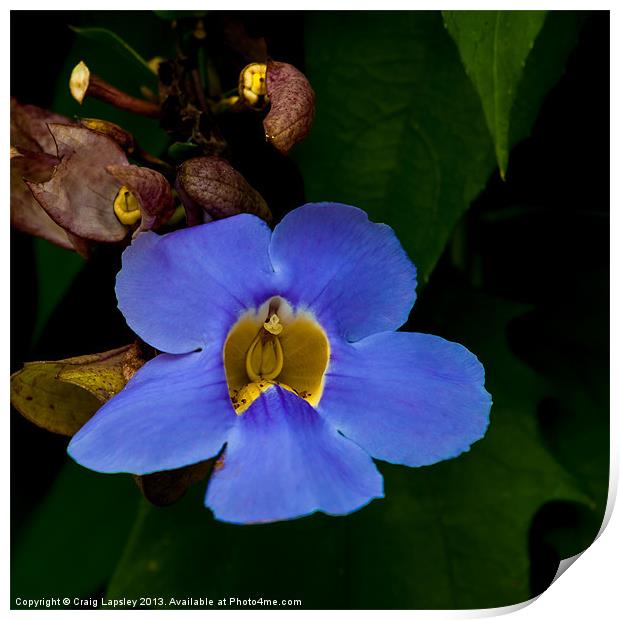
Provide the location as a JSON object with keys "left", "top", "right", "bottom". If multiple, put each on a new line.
{"left": 245, "top": 314, "right": 284, "bottom": 382}
{"left": 263, "top": 314, "right": 283, "bottom": 335}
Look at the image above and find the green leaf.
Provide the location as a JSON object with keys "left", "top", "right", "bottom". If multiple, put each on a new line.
{"left": 443, "top": 11, "right": 547, "bottom": 178}
{"left": 11, "top": 461, "right": 139, "bottom": 603}
{"left": 106, "top": 283, "right": 591, "bottom": 609}
{"left": 296, "top": 12, "right": 494, "bottom": 281}
{"left": 69, "top": 26, "right": 157, "bottom": 86}
{"left": 296, "top": 11, "right": 581, "bottom": 280}
{"left": 512, "top": 291, "right": 609, "bottom": 517}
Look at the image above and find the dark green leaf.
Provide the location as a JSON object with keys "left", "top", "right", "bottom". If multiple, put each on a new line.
{"left": 33, "top": 239, "right": 84, "bottom": 343}
{"left": 154, "top": 10, "right": 207, "bottom": 21}
{"left": 106, "top": 284, "right": 590, "bottom": 609}
{"left": 69, "top": 26, "right": 157, "bottom": 86}
{"left": 443, "top": 11, "right": 547, "bottom": 177}
{"left": 511, "top": 291, "right": 609, "bottom": 516}
{"left": 11, "top": 461, "right": 139, "bottom": 602}
{"left": 296, "top": 11, "right": 582, "bottom": 280}
{"left": 296, "top": 11, "right": 494, "bottom": 281}
{"left": 153, "top": 11, "right": 207, "bottom": 22}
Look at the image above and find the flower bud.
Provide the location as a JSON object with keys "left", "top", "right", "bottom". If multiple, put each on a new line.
{"left": 263, "top": 60, "right": 315, "bottom": 154}
{"left": 239, "top": 62, "right": 268, "bottom": 109}
{"left": 107, "top": 164, "right": 175, "bottom": 234}
{"left": 176, "top": 156, "right": 272, "bottom": 225}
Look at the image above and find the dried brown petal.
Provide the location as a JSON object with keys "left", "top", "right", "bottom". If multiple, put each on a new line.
{"left": 10, "top": 99, "right": 87, "bottom": 250}
{"left": 11, "top": 148, "right": 73, "bottom": 249}
{"left": 176, "top": 156, "right": 272, "bottom": 225}
{"left": 26, "top": 124, "right": 129, "bottom": 242}
{"left": 107, "top": 164, "right": 175, "bottom": 234}
{"left": 135, "top": 459, "right": 215, "bottom": 507}
{"left": 11, "top": 344, "right": 138, "bottom": 436}
{"left": 10, "top": 97, "right": 71, "bottom": 154}
{"left": 78, "top": 117, "right": 136, "bottom": 152}
{"left": 264, "top": 60, "right": 315, "bottom": 154}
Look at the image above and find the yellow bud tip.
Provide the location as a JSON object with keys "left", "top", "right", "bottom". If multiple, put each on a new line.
{"left": 224, "top": 95, "right": 240, "bottom": 106}
{"left": 243, "top": 88, "right": 259, "bottom": 106}
{"left": 113, "top": 186, "right": 141, "bottom": 226}
{"left": 70, "top": 61, "right": 90, "bottom": 105}
{"left": 251, "top": 72, "right": 267, "bottom": 96}
{"left": 10, "top": 146, "right": 23, "bottom": 159}
{"left": 147, "top": 56, "right": 165, "bottom": 75}
{"left": 240, "top": 63, "right": 268, "bottom": 105}
{"left": 194, "top": 19, "right": 207, "bottom": 40}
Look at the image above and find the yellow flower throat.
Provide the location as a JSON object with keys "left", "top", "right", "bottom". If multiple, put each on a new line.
{"left": 223, "top": 298, "right": 330, "bottom": 415}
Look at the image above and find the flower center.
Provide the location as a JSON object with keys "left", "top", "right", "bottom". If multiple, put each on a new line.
{"left": 223, "top": 297, "right": 330, "bottom": 415}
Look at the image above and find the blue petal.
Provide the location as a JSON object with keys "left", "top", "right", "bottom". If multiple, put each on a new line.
{"left": 319, "top": 332, "right": 492, "bottom": 467}
{"left": 205, "top": 386, "right": 384, "bottom": 524}
{"left": 116, "top": 215, "right": 275, "bottom": 354}
{"left": 269, "top": 203, "right": 417, "bottom": 341}
{"left": 68, "top": 348, "right": 235, "bottom": 474}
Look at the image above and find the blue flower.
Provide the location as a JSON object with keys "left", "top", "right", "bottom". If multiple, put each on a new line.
{"left": 68, "top": 203, "right": 491, "bottom": 524}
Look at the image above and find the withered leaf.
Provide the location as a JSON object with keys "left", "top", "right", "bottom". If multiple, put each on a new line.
{"left": 11, "top": 344, "right": 138, "bottom": 436}
{"left": 176, "top": 156, "right": 272, "bottom": 224}
{"left": 264, "top": 60, "right": 316, "bottom": 154}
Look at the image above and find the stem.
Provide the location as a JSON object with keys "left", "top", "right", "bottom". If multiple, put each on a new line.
{"left": 88, "top": 74, "right": 161, "bottom": 118}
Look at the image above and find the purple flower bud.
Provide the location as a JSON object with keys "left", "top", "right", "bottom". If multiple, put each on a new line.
{"left": 107, "top": 164, "right": 175, "bottom": 235}
{"left": 176, "top": 156, "right": 272, "bottom": 225}
{"left": 264, "top": 60, "right": 316, "bottom": 154}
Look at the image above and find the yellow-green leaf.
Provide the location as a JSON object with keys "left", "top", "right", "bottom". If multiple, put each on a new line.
{"left": 11, "top": 344, "right": 135, "bottom": 436}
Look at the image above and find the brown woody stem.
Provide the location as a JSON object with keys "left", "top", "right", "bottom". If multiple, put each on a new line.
{"left": 70, "top": 61, "right": 160, "bottom": 119}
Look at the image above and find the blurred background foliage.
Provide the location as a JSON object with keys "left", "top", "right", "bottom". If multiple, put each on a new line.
{"left": 11, "top": 10, "right": 609, "bottom": 609}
